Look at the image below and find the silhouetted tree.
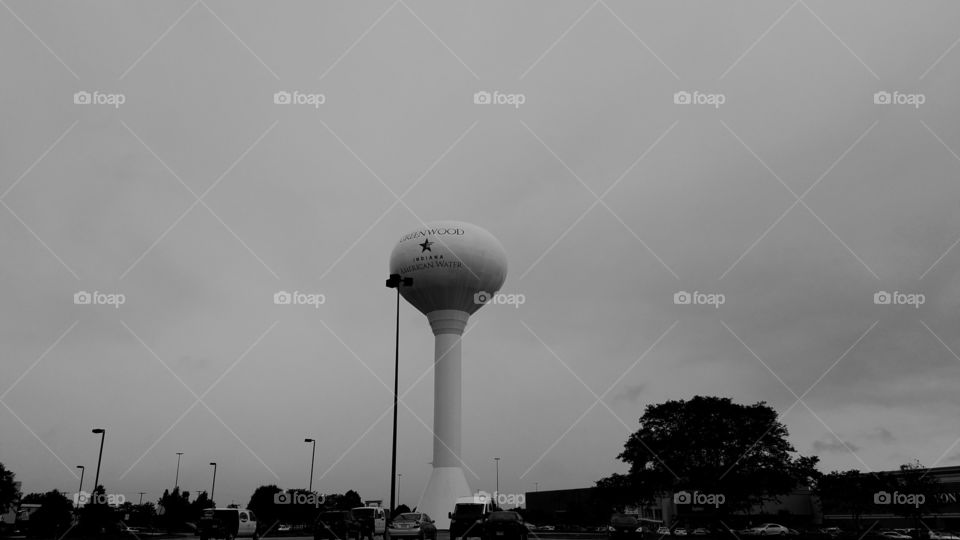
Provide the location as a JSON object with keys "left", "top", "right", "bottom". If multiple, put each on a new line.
{"left": 20, "top": 493, "right": 43, "bottom": 504}
{"left": 79, "top": 484, "right": 113, "bottom": 534}
{"left": 25, "top": 490, "right": 73, "bottom": 538}
{"left": 188, "top": 491, "right": 215, "bottom": 522}
{"left": 815, "top": 470, "right": 892, "bottom": 531}
{"left": 158, "top": 487, "right": 191, "bottom": 532}
{"left": 247, "top": 485, "right": 283, "bottom": 531}
{"left": 340, "top": 490, "right": 362, "bottom": 510}
{"left": 0, "top": 463, "right": 20, "bottom": 517}
{"left": 891, "top": 461, "right": 943, "bottom": 530}
{"left": 117, "top": 501, "right": 156, "bottom": 528}
{"left": 597, "top": 396, "right": 820, "bottom": 519}
{"left": 277, "top": 489, "right": 318, "bottom": 526}
{"left": 392, "top": 504, "right": 412, "bottom": 519}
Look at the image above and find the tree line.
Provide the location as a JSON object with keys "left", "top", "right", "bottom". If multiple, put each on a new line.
{"left": 592, "top": 396, "right": 945, "bottom": 531}
{"left": 0, "top": 462, "right": 372, "bottom": 538}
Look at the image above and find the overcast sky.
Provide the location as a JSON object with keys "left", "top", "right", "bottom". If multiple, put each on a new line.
{"left": 3, "top": 0, "right": 960, "bottom": 509}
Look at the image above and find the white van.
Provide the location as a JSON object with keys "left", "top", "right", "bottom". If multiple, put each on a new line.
{"left": 199, "top": 508, "right": 258, "bottom": 540}
{"left": 351, "top": 505, "right": 387, "bottom": 539}
{"left": 449, "top": 494, "right": 496, "bottom": 540}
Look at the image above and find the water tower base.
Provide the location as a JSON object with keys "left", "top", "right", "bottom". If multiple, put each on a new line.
{"left": 418, "top": 466, "right": 471, "bottom": 530}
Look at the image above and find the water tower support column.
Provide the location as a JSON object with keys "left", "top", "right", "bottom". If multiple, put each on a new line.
{"left": 420, "top": 309, "right": 471, "bottom": 529}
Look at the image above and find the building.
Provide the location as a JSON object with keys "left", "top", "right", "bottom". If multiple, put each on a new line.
{"left": 525, "top": 488, "right": 663, "bottom": 527}
{"left": 525, "top": 465, "right": 960, "bottom": 530}
{"left": 821, "top": 465, "right": 960, "bottom": 530}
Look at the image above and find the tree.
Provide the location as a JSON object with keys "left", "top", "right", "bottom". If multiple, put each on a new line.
{"left": 392, "top": 504, "right": 412, "bottom": 519}
{"left": 118, "top": 500, "right": 157, "bottom": 528}
{"left": 815, "top": 470, "right": 892, "bottom": 531}
{"left": 278, "top": 489, "right": 319, "bottom": 526}
{"left": 79, "top": 484, "right": 114, "bottom": 534}
{"left": 25, "top": 490, "right": 73, "bottom": 538}
{"left": 597, "top": 396, "right": 820, "bottom": 519}
{"left": 0, "top": 463, "right": 20, "bottom": 516}
{"left": 158, "top": 487, "right": 191, "bottom": 532}
{"left": 890, "top": 461, "right": 942, "bottom": 529}
{"left": 340, "top": 490, "right": 362, "bottom": 510}
{"left": 247, "top": 485, "right": 283, "bottom": 531}
{"left": 188, "top": 491, "right": 215, "bottom": 522}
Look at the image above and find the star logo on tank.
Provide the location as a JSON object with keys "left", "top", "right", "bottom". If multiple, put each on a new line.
{"left": 419, "top": 238, "right": 434, "bottom": 252}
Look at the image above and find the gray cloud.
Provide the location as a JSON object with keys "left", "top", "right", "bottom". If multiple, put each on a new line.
{"left": 2, "top": 0, "right": 960, "bottom": 507}
{"left": 813, "top": 437, "right": 862, "bottom": 454}
{"left": 612, "top": 384, "right": 647, "bottom": 405}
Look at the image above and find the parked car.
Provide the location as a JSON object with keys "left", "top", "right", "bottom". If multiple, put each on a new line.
{"left": 692, "top": 529, "right": 709, "bottom": 536}
{"left": 539, "top": 526, "right": 555, "bottom": 532}
{"left": 315, "top": 511, "right": 359, "bottom": 540}
{"left": 658, "top": 527, "right": 671, "bottom": 536}
{"left": 608, "top": 514, "right": 641, "bottom": 539}
{"left": 749, "top": 524, "right": 790, "bottom": 536}
{"left": 674, "top": 528, "right": 688, "bottom": 536}
{"left": 387, "top": 513, "right": 437, "bottom": 540}
{"left": 199, "top": 508, "right": 259, "bottom": 540}
{"left": 352, "top": 506, "right": 387, "bottom": 540}
{"left": 929, "top": 532, "right": 960, "bottom": 540}
{"left": 879, "top": 531, "right": 912, "bottom": 540}
{"left": 482, "top": 511, "right": 528, "bottom": 540}
{"left": 820, "top": 528, "right": 842, "bottom": 537}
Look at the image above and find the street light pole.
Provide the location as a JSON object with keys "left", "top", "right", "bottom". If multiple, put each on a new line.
{"left": 175, "top": 452, "right": 183, "bottom": 490}
{"left": 494, "top": 457, "right": 500, "bottom": 497}
{"left": 209, "top": 463, "right": 217, "bottom": 504}
{"left": 397, "top": 473, "right": 402, "bottom": 507}
{"left": 91, "top": 429, "right": 105, "bottom": 502}
{"left": 385, "top": 273, "right": 412, "bottom": 517}
{"left": 138, "top": 492, "right": 146, "bottom": 505}
{"left": 76, "top": 466, "right": 85, "bottom": 498}
{"left": 305, "top": 439, "right": 316, "bottom": 492}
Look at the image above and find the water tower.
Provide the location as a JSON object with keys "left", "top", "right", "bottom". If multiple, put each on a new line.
{"left": 389, "top": 221, "right": 507, "bottom": 529}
